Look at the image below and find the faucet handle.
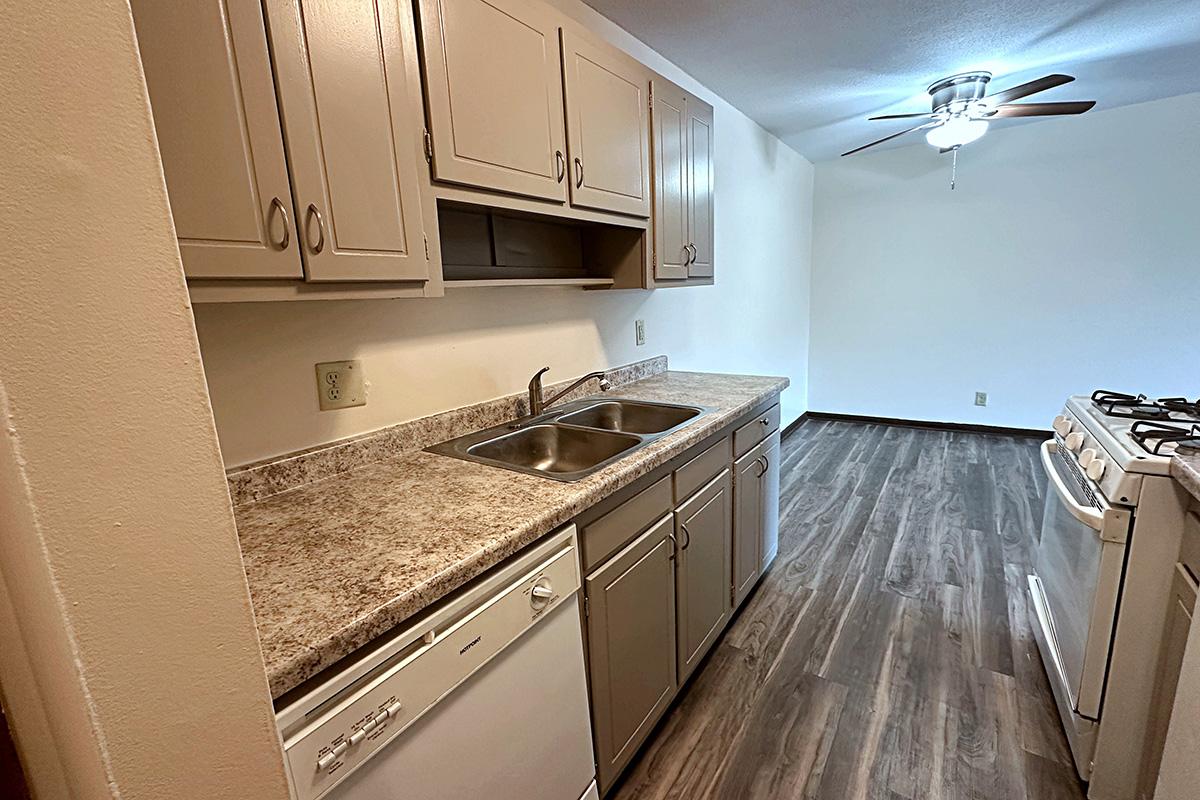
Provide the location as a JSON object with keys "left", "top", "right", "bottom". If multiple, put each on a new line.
{"left": 599, "top": 377, "right": 612, "bottom": 391}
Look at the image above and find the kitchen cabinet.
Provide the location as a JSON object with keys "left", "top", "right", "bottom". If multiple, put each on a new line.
{"left": 1138, "top": 514, "right": 1200, "bottom": 799}
{"left": 650, "top": 78, "right": 689, "bottom": 280}
{"left": 267, "top": 0, "right": 432, "bottom": 282}
{"left": 131, "top": 0, "right": 301, "bottom": 279}
{"left": 585, "top": 513, "right": 678, "bottom": 791}
{"left": 418, "top": 0, "right": 569, "bottom": 203}
{"left": 136, "top": 0, "right": 435, "bottom": 285}
{"left": 733, "top": 410, "right": 782, "bottom": 609}
{"left": 685, "top": 91, "right": 715, "bottom": 278}
{"left": 649, "top": 78, "right": 715, "bottom": 282}
{"left": 675, "top": 470, "right": 732, "bottom": 684}
{"left": 561, "top": 31, "right": 651, "bottom": 217}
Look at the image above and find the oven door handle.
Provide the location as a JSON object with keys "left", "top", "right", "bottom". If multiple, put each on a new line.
{"left": 1039, "top": 440, "right": 1104, "bottom": 531}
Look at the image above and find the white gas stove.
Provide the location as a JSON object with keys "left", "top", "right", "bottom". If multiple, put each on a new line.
{"left": 1032, "top": 390, "right": 1195, "bottom": 798}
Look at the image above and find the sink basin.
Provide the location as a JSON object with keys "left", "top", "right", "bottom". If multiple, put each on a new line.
{"left": 557, "top": 400, "right": 701, "bottom": 435}
{"left": 426, "top": 396, "right": 713, "bottom": 482}
{"left": 465, "top": 424, "right": 641, "bottom": 477}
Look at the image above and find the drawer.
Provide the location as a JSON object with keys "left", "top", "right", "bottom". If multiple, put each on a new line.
{"left": 1182, "top": 511, "right": 1200, "bottom": 583}
{"left": 582, "top": 476, "right": 672, "bottom": 573}
{"left": 733, "top": 403, "right": 780, "bottom": 459}
{"left": 674, "top": 436, "right": 732, "bottom": 503}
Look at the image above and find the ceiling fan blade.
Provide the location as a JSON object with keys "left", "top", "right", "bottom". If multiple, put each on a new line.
{"left": 841, "top": 122, "right": 937, "bottom": 157}
{"left": 986, "top": 74, "right": 1074, "bottom": 105}
{"left": 868, "top": 112, "right": 935, "bottom": 121}
{"left": 991, "top": 100, "right": 1096, "bottom": 117}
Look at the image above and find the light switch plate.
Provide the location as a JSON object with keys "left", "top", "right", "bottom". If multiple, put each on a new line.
{"left": 316, "top": 360, "right": 366, "bottom": 411}
{"left": 635, "top": 319, "right": 645, "bottom": 346}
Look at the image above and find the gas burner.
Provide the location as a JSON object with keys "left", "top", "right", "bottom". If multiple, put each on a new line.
{"left": 1129, "top": 420, "right": 1200, "bottom": 456}
{"left": 1157, "top": 397, "right": 1200, "bottom": 421}
{"left": 1090, "top": 390, "right": 1174, "bottom": 421}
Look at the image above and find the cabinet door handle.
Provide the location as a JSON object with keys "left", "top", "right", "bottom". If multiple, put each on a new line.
{"left": 555, "top": 150, "right": 566, "bottom": 183}
{"left": 761, "top": 454, "right": 770, "bottom": 474}
{"left": 667, "top": 531, "right": 678, "bottom": 561}
{"left": 305, "top": 203, "right": 326, "bottom": 254}
{"left": 687, "top": 243, "right": 697, "bottom": 265}
{"left": 574, "top": 157, "right": 584, "bottom": 188}
{"left": 269, "top": 197, "right": 290, "bottom": 251}
{"left": 680, "top": 523, "right": 691, "bottom": 550}
{"left": 755, "top": 456, "right": 768, "bottom": 477}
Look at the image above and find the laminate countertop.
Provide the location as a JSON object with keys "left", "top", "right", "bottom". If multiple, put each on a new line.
{"left": 235, "top": 371, "right": 788, "bottom": 698}
{"left": 1172, "top": 453, "right": 1200, "bottom": 504}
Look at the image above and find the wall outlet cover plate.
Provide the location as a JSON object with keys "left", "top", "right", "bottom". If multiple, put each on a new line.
{"left": 316, "top": 360, "right": 366, "bottom": 411}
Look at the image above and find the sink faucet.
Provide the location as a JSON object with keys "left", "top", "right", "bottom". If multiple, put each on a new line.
{"left": 528, "top": 366, "right": 611, "bottom": 416}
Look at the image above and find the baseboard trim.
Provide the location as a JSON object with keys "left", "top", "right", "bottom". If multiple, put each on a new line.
{"left": 781, "top": 413, "right": 809, "bottom": 439}
{"left": 801, "top": 411, "right": 1050, "bottom": 439}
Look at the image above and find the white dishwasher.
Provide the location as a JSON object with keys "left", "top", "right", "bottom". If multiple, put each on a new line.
{"left": 276, "top": 525, "right": 598, "bottom": 800}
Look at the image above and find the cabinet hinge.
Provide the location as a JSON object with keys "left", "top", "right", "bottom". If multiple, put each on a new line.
{"left": 648, "top": 84, "right": 654, "bottom": 111}
{"left": 423, "top": 232, "right": 429, "bottom": 261}
{"left": 423, "top": 128, "right": 433, "bottom": 163}
{"left": 584, "top": 596, "right": 590, "bottom": 618}
{"left": 730, "top": 584, "right": 736, "bottom": 604}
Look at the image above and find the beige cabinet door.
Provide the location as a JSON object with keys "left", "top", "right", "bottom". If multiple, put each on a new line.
{"left": 586, "top": 513, "right": 677, "bottom": 792}
{"left": 650, "top": 78, "right": 689, "bottom": 280}
{"left": 561, "top": 31, "right": 651, "bottom": 217}
{"left": 685, "top": 92, "right": 714, "bottom": 278}
{"left": 418, "top": 0, "right": 568, "bottom": 203}
{"left": 675, "top": 470, "right": 732, "bottom": 683}
{"left": 267, "top": 0, "right": 431, "bottom": 282}
{"left": 131, "top": 0, "right": 301, "bottom": 279}
{"left": 760, "top": 432, "right": 782, "bottom": 570}
{"left": 733, "top": 443, "right": 764, "bottom": 609}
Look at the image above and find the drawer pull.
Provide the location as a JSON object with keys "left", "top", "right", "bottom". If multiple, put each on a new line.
{"left": 680, "top": 523, "right": 691, "bottom": 550}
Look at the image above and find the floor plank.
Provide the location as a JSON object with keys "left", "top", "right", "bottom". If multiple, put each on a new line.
{"left": 611, "top": 421, "right": 1079, "bottom": 800}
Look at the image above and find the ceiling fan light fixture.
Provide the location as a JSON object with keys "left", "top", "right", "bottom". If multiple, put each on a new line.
{"left": 925, "top": 117, "right": 989, "bottom": 149}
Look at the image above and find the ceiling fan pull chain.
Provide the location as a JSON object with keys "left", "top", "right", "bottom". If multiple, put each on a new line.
{"left": 951, "top": 147, "right": 958, "bottom": 190}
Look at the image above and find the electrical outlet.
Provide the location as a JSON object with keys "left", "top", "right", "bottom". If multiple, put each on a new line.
{"left": 635, "top": 319, "right": 646, "bottom": 346}
{"left": 316, "top": 360, "right": 366, "bottom": 411}
{"left": 975, "top": 391, "right": 988, "bottom": 407}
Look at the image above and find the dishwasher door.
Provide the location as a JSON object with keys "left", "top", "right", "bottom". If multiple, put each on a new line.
{"left": 278, "top": 527, "right": 596, "bottom": 800}
{"left": 329, "top": 595, "right": 596, "bottom": 800}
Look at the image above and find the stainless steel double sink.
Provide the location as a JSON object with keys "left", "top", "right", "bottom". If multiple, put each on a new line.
{"left": 426, "top": 398, "right": 712, "bottom": 482}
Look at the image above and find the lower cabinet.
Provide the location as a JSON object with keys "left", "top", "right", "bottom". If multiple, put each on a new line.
{"left": 733, "top": 430, "right": 781, "bottom": 608}
{"left": 675, "top": 470, "right": 732, "bottom": 684}
{"left": 585, "top": 513, "right": 678, "bottom": 791}
{"left": 582, "top": 401, "right": 782, "bottom": 794}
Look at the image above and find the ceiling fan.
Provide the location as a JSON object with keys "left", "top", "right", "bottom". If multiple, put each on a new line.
{"left": 841, "top": 72, "right": 1096, "bottom": 157}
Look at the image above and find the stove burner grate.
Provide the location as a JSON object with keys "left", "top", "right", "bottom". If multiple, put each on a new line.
{"left": 1090, "top": 390, "right": 1174, "bottom": 421}
{"left": 1157, "top": 397, "right": 1200, "bottom": 421}
{"left": 1129, "top": 420, "right": 1200, "bottom": 455}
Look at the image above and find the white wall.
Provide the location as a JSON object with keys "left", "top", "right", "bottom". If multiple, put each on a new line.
{"left": 809, "top": 93, "right": 1200, "bottom": 430}
{"left": 0, "top": 0, "right": 290, "bottom": 796}
{"left": 195, "top": 0, "right": 813, "bottom": 467}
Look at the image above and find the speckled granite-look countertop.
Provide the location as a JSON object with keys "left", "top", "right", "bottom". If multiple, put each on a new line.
{"left": 1172, "top": 453, "right": 1200, "bottom": 503}
{"left": 235, "top": 370, "right": 788, "bottom": 698}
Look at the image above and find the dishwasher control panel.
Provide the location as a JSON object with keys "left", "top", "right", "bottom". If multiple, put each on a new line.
{"left": 278, "top": 529, "right": 580, "bottom": 800}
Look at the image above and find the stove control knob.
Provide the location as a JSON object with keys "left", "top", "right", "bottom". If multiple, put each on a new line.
{"left": 530, "top": 578, "right": 554, "bottom": 610}
{"left": 1079, "top": 448, "right": 1097, "bottom": 468}
{"left": 1086, "top": 459, "right": 1107, "bottom": 481}
{"left": 1065, "top": 432, "right": 1085, "bottom": 452}
{"left": 1053, "top": 415, "right": 1072, "bottom": 437}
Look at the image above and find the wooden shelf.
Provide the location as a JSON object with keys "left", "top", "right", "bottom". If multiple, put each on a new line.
{"left": 444, "top": 277, "right": 616, "bottom": 289}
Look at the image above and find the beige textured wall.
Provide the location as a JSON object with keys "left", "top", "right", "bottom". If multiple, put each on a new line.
{"left": 195, "top": 0, "right": 814, "bottom": 467}
{"left": 0, "top": 1, "right": 289, "bottom": 797}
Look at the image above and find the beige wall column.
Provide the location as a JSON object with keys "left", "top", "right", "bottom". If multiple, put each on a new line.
{"left": 0, "top": 1, "right": 290, "bottom": 797}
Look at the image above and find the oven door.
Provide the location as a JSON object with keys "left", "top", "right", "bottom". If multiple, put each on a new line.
{"left": 1032, "top": 440, "right": 1131, "bottom": 720}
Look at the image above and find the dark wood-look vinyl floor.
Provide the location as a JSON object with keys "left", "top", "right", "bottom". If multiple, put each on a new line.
{"left": 612, "top": 420, "right": 1086, "bottom": 800}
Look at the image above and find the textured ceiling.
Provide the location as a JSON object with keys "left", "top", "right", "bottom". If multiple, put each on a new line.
{"left": 582, "top": 0, "right": 1200, "bottom": 161}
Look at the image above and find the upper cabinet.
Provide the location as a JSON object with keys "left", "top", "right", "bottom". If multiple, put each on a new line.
{"left": 418, "top": 0, "right": 651, "bottom": 218}
{"left": 134, "top": 0, "right": 709, "bottom": 295}
{"left": 650, "top": 77, "right": 714, "bottom": 284}
{"left": 561, "top": 32, "right": 651, "bottom": 217}
{"left": 418, "top": 0, "right": 569, "bottom": 203}
{"left": 135, "top": 0, "right": 435, "bottom": 286}
{"left": 265, "top": 0, "right": 432, "bottom": 282}
{"left": 131, "top": 0, "right": 300, "bottom": 279}
{"left": 685, "top": 91, "right": 715, "bottom": 278}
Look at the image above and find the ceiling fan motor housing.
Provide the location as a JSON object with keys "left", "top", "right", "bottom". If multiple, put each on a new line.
{"left": 928, "top": 72, "right": 992, "bottom": 114}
